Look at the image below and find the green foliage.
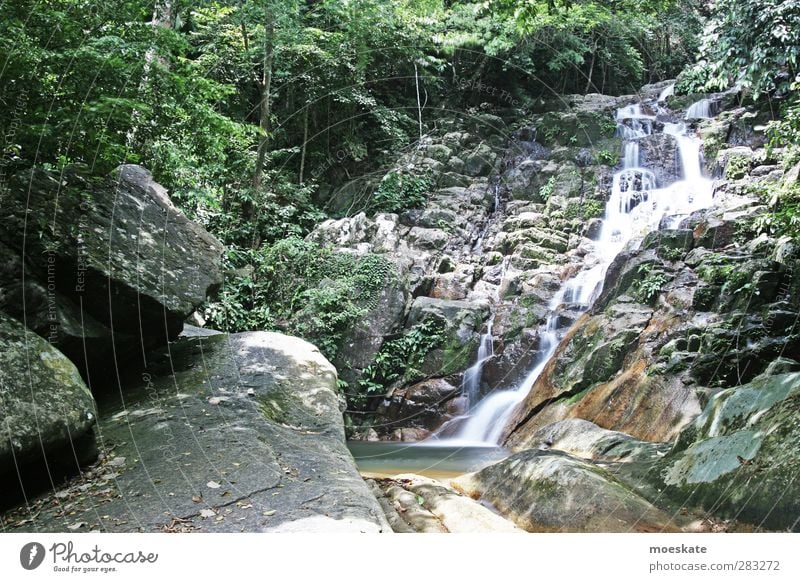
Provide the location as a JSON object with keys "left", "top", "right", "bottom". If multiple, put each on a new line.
{"left": 724, "top": 155, "right": 752, "bottom": 180}
{"left": 749, "top": 182, "right": 800, "bottom": 241}
{"left": 766, "top": 81, "right": 800, "bottom": 166}
{"left": 367, "top": 170, "right": 434, "bottom": 214}
{"left": 681, "top": 0, "right": 800, "bottom": 96}
{"left": 595, "top": 149, "right": 619, "bottom": 166}
{"left": 0, "top": 0, "right": 441, "bottom": 250}
{"left": 467, "top": 0, "right": 701, "bottom": 97}
{"left": 633, "top": 264, "right": 669, "bottom": 304}
{"left": 697, "top": 256, "right": 754, "bottom": 295}
{"left": 660, "top": 246, "right": 686, "bottom": 262}
{"left": 203, "top": 238, "right": 395, "bottom": 361}
{"left": 539, "top": 176, "right": 557, "bottom": 201}
{"left": 356, "top": 318, "right": 447, "bottom": 405}
{"left": 563, "top": 199, "right": 604, "bottom": 220}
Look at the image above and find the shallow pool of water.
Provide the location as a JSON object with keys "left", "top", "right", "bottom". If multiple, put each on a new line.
{"left": 347, "top": 441, "right": 508, "bottom": 480}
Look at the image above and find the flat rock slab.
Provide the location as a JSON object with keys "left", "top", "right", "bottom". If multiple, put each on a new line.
{"left": 1, "top": 331, "right": 389, "bottom": 533}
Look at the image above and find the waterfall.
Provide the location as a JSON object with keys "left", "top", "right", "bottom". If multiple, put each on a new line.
{"left": 460, "top": 320, "right": 494, "bottom": 407}
{"left": 658, "top": 84, "right": 675, "bottom": 102}
{"left": 434, "top": 95, "right": 715, "bottom": 447}
{"left": 685, "top": 98, "right": 712, "bottom": 120}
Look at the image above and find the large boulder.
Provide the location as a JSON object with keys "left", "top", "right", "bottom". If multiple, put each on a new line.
{"left": 3, "top": 330, "right": 390, "bottom": 533}
{"left": 454, "top": 449, "right": 677, "bottom": 532}
{"left": 334, "top": 267, "right": 408, "bottom": 387}
{"left": 0, "top": 165, "right": 223, "bottom": 378}
{"left": 0, "top": 313, "right": 97, "bottom": 485}
{"left": 655, "top": 372, "right": 800, "bottom": 531}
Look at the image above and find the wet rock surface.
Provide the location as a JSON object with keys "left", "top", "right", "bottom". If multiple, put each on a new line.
{"left": 504, "top": 184, "right": 800, "bottom": 448}
{"left": 654, "top": 372, "right": 800, "bottom": 531}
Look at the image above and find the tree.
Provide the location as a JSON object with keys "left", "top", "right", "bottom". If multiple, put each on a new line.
{"left": 684, "top": 0, "right": 800, "bottom": 95}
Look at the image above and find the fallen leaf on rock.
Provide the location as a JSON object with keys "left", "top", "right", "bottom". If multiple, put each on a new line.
{"left": 206, "top": 481, "right": 221, "bottom": 489}
{"left": 215, "top": 516, "right": 224, "bottom": 522}
{"left": 108, "top": 456, "right": 126, "bottom": 467}
{"left": 262, "top": 510, "right": 276, "bottom": 517}
{"left": 67, "top": 522, "right": 86, "bottom": 530}
{"left": 191, "top": 495, "right": 202, "bottom": 503}
{"left": 199, "top": 509, "right": 216, "bottom": 518}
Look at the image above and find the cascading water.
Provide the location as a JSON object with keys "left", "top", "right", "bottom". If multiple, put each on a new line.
{"left": 460, "top": 320, "right": 494, "bottom": 407}
{"left": 686, "top": 98, "right": 712, "bottom": 120}
{"left": 436, "top": 95, "right": 715, "bottom": 446}
{"left": 658, "top": 84, "right": 675, "bottom": 102}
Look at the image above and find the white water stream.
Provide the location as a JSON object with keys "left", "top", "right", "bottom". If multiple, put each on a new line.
{"left": 433, "top": 94, "right": 714, "bottom": 446}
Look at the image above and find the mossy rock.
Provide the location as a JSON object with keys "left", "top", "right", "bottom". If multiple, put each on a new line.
{"left": 537, "top": 111, "right": 617, "bottom": 148}
{"left": 655, "top": 373, "right": 800, "bottom": 530}
{"left": 0, "top": 313, "right": 97, "bottom": 475}
{"left": 454, "top": 449, "right": 677, "bottom": 532}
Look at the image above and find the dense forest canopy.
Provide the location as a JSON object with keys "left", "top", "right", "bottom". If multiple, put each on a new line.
{"left": 1, "top": 0, "right": 702, "bottom": 239}
{"left": 2, "top": 0, "right": 799, "bottom": 404}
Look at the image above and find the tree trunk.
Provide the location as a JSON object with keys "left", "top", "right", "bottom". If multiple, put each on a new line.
{"left": 251, "top": 11, "right": 275, "bottom": 192}
{"left": 585, "top": 38, "right": 598, "bottom": 94}
{"left": 299, "top": 103, "right": 309, "bottom": 184}
{"left": 414, "top": 62, "right": 423, "bottom": 143}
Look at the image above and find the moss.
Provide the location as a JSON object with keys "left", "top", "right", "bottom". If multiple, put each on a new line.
{"left": 564, "top": 199, "right": 605, "bottom": 220}
{"left": 666, "top": 92, "right": 708, "bottom": 111}
{"left": 538, "top": 111, "right": 617, "bottom": 147}
{"left": 441, "top": 335, "right": 478, "bottom": 376}
{"left": 562, "top": 385, "right": 592, "bottom": 405}
{"left": 654, "top": 374, "right": 800, "bottom": 530}
{"left": 692, "top": 284, "right": 720, "bottom": 311}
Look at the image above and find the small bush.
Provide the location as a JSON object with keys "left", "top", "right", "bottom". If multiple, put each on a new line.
{"left": 203, "top": 238, "right": 395, "bottom": 362}
{"left": 366, "top": 170, "right": 433, "bottom": 214}
{"left": 633, "top": 264, "right": 670, "bottom": 304}
{"left": 355, "top": 318, "right": 447, "bottom": 407}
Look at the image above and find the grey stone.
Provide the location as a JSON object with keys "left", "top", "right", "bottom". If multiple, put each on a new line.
{"left": 0, "top": 313, "right": 97, "bottom": 475}
{"left": 5, "top": 331, "right": 390, "bottom": 533}
{"left": 454, "top": 449, "right": 677, "bottom": 532}
{"left": 656, "top": 373, "right": 800, "bottom": 530}
{"left": 0, "top": 165, "right": 223, "bottom": 374}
